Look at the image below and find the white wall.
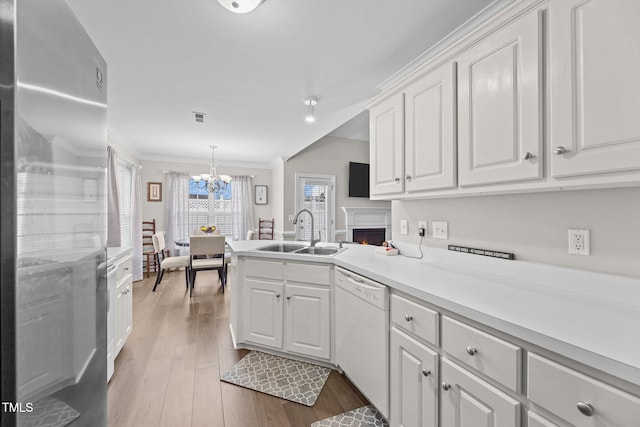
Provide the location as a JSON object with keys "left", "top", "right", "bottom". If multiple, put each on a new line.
{"left": 392, "top": 187, "right": 640, "bottom": 278}
{"left": 282, "top": 135, "right": 390, "bottom": 241}
{"left": 140, "top": 159, "right": 273, "bottom": 232}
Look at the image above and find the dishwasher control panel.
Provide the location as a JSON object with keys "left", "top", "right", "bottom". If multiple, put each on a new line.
{"left": 335, "top": 267, "right": 388, "bottom": 310}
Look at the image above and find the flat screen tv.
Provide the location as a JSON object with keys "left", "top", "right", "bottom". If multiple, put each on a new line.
{"left": 348, "top": 162, "right": 370, "bottom": 198}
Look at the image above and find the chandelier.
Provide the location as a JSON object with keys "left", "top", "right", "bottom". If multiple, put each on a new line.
{"left": 192, "top": 145, "right": 232, "bottom": 193}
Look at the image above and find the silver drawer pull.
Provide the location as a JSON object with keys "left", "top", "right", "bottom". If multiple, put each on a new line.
{"left": 405, "top": 175, "right": 412, "bottom": 181}
{"left": 522, "top": 152, "right": 535, "bottom": 160}
{"left": 275, "top": 294, "right": 281, "bottom": 299}
{"left": 441, "top": 382, "right": 451, "bottom": 391}
{"left": 466, "top": 346, "right": 477, "bottom": 356}
{"left": 394, "top": 177, "right": 400, "bottom": 183}
{"left": 577, "top": 401, "right": 594, "bottom": 417}
{"left": 421, "top": 369, "right": 431, "bottom": 377}
{"left": 286, "top": 296, "right": 291, "bottom": 300}
{"left": 404, "top": 314, "right": 413, "bottom": 322}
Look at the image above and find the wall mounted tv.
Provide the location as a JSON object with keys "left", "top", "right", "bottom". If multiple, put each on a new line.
{"left": 348, "top": 162, "right": 370, "bottom": 198}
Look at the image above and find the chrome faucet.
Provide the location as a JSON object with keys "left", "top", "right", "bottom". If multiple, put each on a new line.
{"left": 292, "top": 209, "right": 320, "bottom": 247}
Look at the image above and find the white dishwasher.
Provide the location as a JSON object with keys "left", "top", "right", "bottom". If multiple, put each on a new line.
{"left": 335, "top": 266, "right": 389, "bottom": 419}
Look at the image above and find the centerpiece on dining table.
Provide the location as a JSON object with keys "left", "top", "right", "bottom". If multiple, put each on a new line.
{"left": 200, "top": 225, "right": 217, "bottom": 234}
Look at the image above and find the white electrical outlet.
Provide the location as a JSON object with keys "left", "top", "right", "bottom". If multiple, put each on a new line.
{"left": 400, "top": 219, "right": 408, "bottom": 235}
{"left": 418, "top": 221, "right": 427, "bottom": 236}
{"left": 433, "top": 221, "right": 448, "bottom": 239}
{"left": 568, "top": 229, "right": 590, "bottom": 255}
{"left": 418, "top": 221, "right": 427, "bottom": 229}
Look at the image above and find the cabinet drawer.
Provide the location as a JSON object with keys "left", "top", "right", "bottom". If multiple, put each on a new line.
{"left": 390, "top": 293, "right": 439, "bottom": 346}
{"left": 244, "top": 259, "right": 283, "bottom": 280}
{"left": 442, "top": 316, "right": 521, "bottom": 392}
{"left": 527, "top": 411, "right": 560, "bottom": 427}
{"left": 115, "top": 255, "right": 132, "bottom": 282}
{"left": 286, "top": 262, "right": 330, "bottom": 285}
{"left": 527, "top": 353, "right": 640, "bottom": 427}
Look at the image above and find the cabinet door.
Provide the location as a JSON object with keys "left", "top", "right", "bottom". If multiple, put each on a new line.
{"left": 550, "top": 0, "right": 640, "bottom": 177}
{"left": 390, "top": 327, "right": 438, "bottom": 427}
{"left": 441, "top": 358, "right": 520, "bottom": 427}
{"left": 244, "top": 278, "right": 284, "bottom": 349}
{"left": 369, "top": 93, "right": 405, "bottom": 196}
{"left": 405, "top": 62, "right": 457, "bottom": 192}
{"left": 284, "top": 284, "right": 330, "bottom": 360}
{"left": 115, "top": 278, "right": 131, "bottom": 355}
{"left": 457, "top": 9, "right": 542, "bottom": 187}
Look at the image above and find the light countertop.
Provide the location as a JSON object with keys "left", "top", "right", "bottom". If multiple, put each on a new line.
{"left": 228, "top": 239, "right": 640, "bottom": 388}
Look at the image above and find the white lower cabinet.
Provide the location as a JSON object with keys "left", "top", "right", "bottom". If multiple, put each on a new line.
{"left": 240, "top": 259, "right": 331, "bottom": 361}
{"left": 390, "top": 326, "right": 438, "bottom": 427}
{"left": 441, "top": 358, "right": 521, "bottom": 427}
{"left": 114, "top": 253, "right": 132, "bottom": 356}
{"left": 244, "top": 278, "right": 284, "bottom": 348}
{"left": 285, "top": 284, "right": 330, "bottom": 360}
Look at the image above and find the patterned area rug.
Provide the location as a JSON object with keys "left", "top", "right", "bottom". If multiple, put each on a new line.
{"left": 19, "top": 396, "right": 80, "bottom": 427}
{"left": 220, "top": 351, "right": 331, "bottom": 406}
{"left": 311, "top": 405, "right": 388, "bottom": 427}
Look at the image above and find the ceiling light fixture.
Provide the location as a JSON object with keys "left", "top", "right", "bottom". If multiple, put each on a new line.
{"left": 304, "top": 97, "right": 317, "bottom": 123}
{"left": 192, "top": 145, "right": 232, "bottom": 193}
{"left": 216, "top": 0, "right": 265, "bottom": 14}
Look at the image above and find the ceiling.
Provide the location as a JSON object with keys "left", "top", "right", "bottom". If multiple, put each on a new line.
{"left": 67, "top": 0, "right": 502, "bottom": 167}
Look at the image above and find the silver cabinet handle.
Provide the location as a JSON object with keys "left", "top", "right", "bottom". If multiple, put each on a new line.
{"left": 405, "top": 314, "right": 413, "bottom": 322}
{"left": 554, "top": 146, "right": 568, "bottom": 155}
{"left": 442, "top": 382, "right": 451, "bottom": 391}
{"left": 466, "top": 346, "right": 477, "bottom": 356}
{"left": 422, "top": 369, "right": 431, "bottom": 377}
{"left": 577, "top": 402, "right": 594, "bottom": 417}
{"left": 405, "top": 175, "right": 412, "bottom": 181}
{"left": 276, "top": 294, "right": 281, "bottom": 299}
{"left": 286, "top": 296, "right": 291, "bottom": 300}
{"left": 394, "top": 177, "right": 400, "bottom": 183}
{"left": 522, "top": 152, "right": 535, "bottom": 160}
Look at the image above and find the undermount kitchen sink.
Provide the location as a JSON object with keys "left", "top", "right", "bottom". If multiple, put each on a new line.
{"left": 256, "top": 244, "right": 306, "bottom": 253}
{"left": 255, "top": 244, "right": 345, "bottom": 256}
{"left": 295, "top": 247, "right": 342, "bottom": 256}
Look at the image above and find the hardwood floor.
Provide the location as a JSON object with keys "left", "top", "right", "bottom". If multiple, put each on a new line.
{"left": 108, "top": 270, "right": 368, "bottom": 427}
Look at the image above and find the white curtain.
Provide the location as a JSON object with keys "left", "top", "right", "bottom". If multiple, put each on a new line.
{"left": 231, "top": 176, "right": 255, "bottom": 241}
{"left": 131, "top": 165, "right": 143, "bottom": 281}
{"left": 106, "top": 145, "right": 121, "bottom": 247}
{"left": 165, "top": 172, "right": 190, "bottom": 255}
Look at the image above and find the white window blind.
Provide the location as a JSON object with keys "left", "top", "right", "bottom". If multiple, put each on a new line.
{"left": 117, "top": 162, "right": 132, "bottom": 248}
{"left": 301, "top": 182, "right": 328, "bottom": 242}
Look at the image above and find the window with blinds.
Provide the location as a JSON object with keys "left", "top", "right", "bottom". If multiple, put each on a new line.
{"left": 117, "top": 162, "right": 132, "bottom": 248}
{"left": 188, "top": 178, "right": 233, "bottom": 236}
{"left": 299, "top": 182, "right": 328, "bottom": 242}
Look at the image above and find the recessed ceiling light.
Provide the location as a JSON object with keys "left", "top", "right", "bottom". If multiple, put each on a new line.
{"left": 216, "top": 0, "right": 265, "bottom": 14}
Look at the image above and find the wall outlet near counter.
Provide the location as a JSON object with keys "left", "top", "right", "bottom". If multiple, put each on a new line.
{"left": 568, "top": 229, "right": 590, "bottom": 255}
{"left": 433, "top": 221, "right": 448, "bottom": 239}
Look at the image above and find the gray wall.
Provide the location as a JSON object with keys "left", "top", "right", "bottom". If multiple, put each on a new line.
{"left": 282, "top": 135, "right": 390, "bottom": 240}
{"left": 392, "top": 187, "right": 640, "bottom": 277}
{"left": 140, "top": 159, "right": 273, "bottom": 232}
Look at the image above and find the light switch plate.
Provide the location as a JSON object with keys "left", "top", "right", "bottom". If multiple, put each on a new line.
{"left": 400, "top": 220, "right": 408, "bottom": 235}
{"left": 433, "top": 221, "right": 448, "bottom": 239}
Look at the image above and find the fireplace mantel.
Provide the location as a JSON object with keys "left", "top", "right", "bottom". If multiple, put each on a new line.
{"left": 341, "top": 207, "right": 392, "bottom": 243}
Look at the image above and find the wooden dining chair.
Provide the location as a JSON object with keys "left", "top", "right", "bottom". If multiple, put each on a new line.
{"left": 151, "top": 232, "right": 190, "bottom": 292}
{"left": 189, "top": 235, "right": 226, "bottom": 296}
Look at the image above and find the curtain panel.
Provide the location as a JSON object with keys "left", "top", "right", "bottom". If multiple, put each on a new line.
{"left": 106, "top": 145, "right": 121, "bottom": 247}
{"left": 131, "top": 165, "right": 143, "bottom": 281}
{"left": 164, "top": 172, "right": 190, "bottom": 255}
{"left": 231, "top": 176, "right": 255, "bottom": 241}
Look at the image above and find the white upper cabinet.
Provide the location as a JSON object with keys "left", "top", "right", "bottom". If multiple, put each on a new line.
{"left": 370, "top": 93, "right": 405, "bottom": 196}
{"left": 405, "top": 62, "right": 457, "bottom": 192}
{"left": 549, "top": 0, "right": 640, "bottom": 178}
{"left": 457, "top": 9, "right": 543, "bottom": 187}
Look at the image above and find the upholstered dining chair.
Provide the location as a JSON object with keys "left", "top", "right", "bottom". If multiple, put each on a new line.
{"left": 152, "top": 232, "right": 191, "bottom": 292}
{"left": 189, "top": 235, "right": 226, "bottom": 296}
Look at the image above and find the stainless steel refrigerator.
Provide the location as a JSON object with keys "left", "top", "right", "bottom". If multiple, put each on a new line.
{"left": 1, "top": 0, "right": 108, "bottom": 425}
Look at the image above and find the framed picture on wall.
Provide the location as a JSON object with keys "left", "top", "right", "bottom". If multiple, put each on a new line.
{"left": 255, "top": 185, "right": 267, "bottom": 205}
{"left": 147, "top": 182, "right": 162, "bottom": 202}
